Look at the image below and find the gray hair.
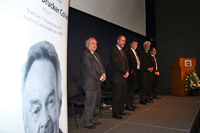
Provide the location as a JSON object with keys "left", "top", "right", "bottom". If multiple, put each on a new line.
{"left": 85, "top": 37, "right": 96, "bottom": 47}
{"left": 143, "top": 41, "right": 151, "bottom": 46}
{"left": 21, "top": 41, "right": 62, "bottom": 132}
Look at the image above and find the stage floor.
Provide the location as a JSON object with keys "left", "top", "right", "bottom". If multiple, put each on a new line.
{"left": 68, "top": 92, "right": 200, "bottom": 133}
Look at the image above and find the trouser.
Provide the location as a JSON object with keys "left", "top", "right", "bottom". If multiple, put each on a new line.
{"left": 126, "top": 69, "right": 141, "bottom": 106}
{"left": 151, "top": 76, "right": 159, "bottom": 98}
{"left": 112, "top": 82, "right": 127, "bottom": 115}
{"left": 126, "top": 87, "right": 136, "bottom": 108}
{"left": 83, "top": 87, "right": 102, "bottom": 126}
{"left": 140, "top": 82, "right": 152, "bottom": 101}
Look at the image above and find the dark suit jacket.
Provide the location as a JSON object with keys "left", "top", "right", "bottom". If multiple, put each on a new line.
{"left": 80, "top": 49, "right": 105, "bottom": 91}
{"left": 138, "top": 48, "right": 154, "bottom": 83}
{"left": 110, "top": 46, "right": 129, "bottom": 83}
{"left": 126, "top": 48, "right": 138, "bottom": 88}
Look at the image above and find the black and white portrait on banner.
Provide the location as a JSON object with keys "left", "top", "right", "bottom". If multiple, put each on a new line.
{"left": 21, "top": 41, "right": 63, "bottom": 133}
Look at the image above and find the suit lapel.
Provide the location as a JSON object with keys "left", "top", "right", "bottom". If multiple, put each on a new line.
{"left": 93, "top": 52, "right": 104, "bottom": 73}
{"left": 85, "top": 49, "right": 103, "bottom": 73}
{"left": 143, "top": 49, "right": 150, "bottom": 59}
{"left": 115, "top": 47, "right": 128, "bottom": 71}
{"left": 122, "top": 49, "right": 129, "bottom": 69}
{"left": 116, "top": 47, "right": 126, "bottom": 62}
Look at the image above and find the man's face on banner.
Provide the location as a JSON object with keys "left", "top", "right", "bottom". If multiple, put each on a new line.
{"left": 23, "top": 59, "right": 60, "bottom": 133}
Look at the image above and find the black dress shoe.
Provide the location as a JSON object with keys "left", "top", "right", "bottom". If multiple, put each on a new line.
{"left": 132, "top": 105, "right": 140, "bottom": 109}
{"left": 119, "top": 112, "right": 130, "bottom": 116}
{"left": 84, "top": 125, "right": 96, "bottom": 129}
{"left": 113, "top": 114, "right": 123, "bottom": 119}
{"left": 154, "top": 97, "right": 161, "bottom": 99}
{"left": 145, "top": 100, "right": 153, "bottom": 103}
{"left": 125, "top": 106, "right": 135, "bottom": 111}
{"left": 140, "top": 101, "right": 146, "bottom": 105}
{"left": 94, "top": 122, "right": 101, "bottom": 125}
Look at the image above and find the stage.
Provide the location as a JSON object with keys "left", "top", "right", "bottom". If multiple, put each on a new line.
{"left": 68, "top": 91, "right": 200, "bottom": 133}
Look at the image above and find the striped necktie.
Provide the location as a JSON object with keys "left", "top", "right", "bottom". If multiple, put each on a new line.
{"left": 93, "top": 53, "right": 104, "bottom": 73}
{"left": 135, "top": 51, "right": 140, "bottom": 69}
{"left": 120, "top": 49, "right": 125, "bottom": 58}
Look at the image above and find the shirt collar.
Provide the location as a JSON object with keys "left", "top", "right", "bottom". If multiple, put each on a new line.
{"left": 116, "top": 45, "right": 121, "bottom": 50}
{"left": 130, "top": 48, "right": 136, "bottom": 52}
{"left": 87, "top": 48, "right": 94, "bottom": 54}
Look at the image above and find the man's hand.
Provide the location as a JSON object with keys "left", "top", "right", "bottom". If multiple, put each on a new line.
{"left": 100, "top": 74, "right": 106, "bottom": 82}
{"left": 123, "top": 72, "right": 129, "bottom": 78}
{"left": 148, "top": 67, "right": 153, "bottom": 72}
{"left": 155, "top": 72, "right": 160, "bottom": 76}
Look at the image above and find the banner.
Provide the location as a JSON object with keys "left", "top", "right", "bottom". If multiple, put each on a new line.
{"left": 0, "top": 0, "right": 69, "bottom": 132}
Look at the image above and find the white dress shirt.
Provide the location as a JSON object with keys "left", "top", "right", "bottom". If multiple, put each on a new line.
{"left": 131, "top": 48, "right": 140, "bottom": 69}
{"left": 151, "top": 54, "right": 158, "bottom": 71}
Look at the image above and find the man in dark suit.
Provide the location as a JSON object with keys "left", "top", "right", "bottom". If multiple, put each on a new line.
{"left": 110, "top": 35, "right": 129, "bottom": 119}
{"left": 80, "top": 37, "right": 106, "bottom": 129}
{"left": 138, "top": 41, "right": 154, "bottom": 105}
{"left": 125, "top": 39, "right": 141, "bottom": 111}
{"left": 150, "top": 47, "right": 161, "bottom": 99}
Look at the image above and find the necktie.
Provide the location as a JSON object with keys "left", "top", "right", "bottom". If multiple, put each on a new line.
{"left": 153, "top": 56, "right": 158, "bottom": 70}
{"left": 93, "top": 53, "right": 104, "bottom": 73}
{"left": 135, "top": 51, "right": 140, "bottom": 69}
{"left": 120, "top": 49, "right": 125, "bottom": 58}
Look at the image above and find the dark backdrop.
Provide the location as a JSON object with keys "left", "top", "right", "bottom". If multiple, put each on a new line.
{"left": 67, "top": 0, "right": 156, "bottom": 116}
{"left": 155, "top": 0, "right": 200, "bottom": 90}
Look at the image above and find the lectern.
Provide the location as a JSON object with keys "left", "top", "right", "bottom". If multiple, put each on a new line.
{"left": 170, "top": 58, "right": 196, "bottom": 96}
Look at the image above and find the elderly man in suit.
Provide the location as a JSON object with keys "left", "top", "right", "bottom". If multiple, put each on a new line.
{"left": 80, "top": 37, "right": 106, "bottom": 129}
{"left": 138, "top": 41, "right": 154, "bottom": 105}
{"left": 110, "top": 35, "right": 129, "bottom": 119}
{"left": 150, "top": 47, "right": 161, "bottom": 100}
{"left": 125, "top": 39, "right": 141, "bottom": 111}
